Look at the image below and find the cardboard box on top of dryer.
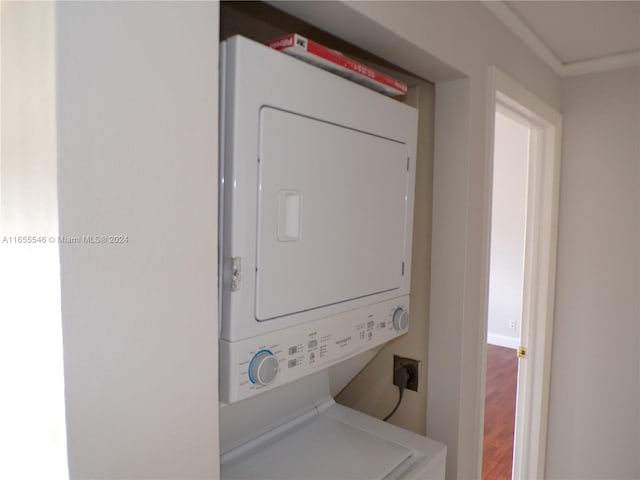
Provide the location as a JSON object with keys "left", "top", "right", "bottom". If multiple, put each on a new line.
{"left": 266, "top": 33, "right": 408, "bottom": 97}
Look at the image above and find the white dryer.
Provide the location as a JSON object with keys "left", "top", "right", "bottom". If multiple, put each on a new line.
{"left": 219, "top": 35, "right": 446, "bottom": 480}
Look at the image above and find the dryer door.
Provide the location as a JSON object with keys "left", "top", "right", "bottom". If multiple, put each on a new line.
{"left": 255, "top": 107, "right": 410, "bottom": 321}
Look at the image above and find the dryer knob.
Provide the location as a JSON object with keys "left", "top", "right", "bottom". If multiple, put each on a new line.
{"left": 249, "top": 350, "right": 279, "bottom": 386}
{"left": 392, "top": 307, "right": 410, "bottom": 331}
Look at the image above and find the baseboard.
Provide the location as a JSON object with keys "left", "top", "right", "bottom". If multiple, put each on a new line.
{"left": 487, "top": 333, "right": 519, "bottom": 349}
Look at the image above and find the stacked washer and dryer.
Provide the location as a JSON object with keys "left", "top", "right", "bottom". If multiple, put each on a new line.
{"left": 218, "top": 36, "right": 446, "bottom": 480}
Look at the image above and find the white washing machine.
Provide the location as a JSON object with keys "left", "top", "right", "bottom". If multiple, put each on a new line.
{"left": 221, "top": 399, "right": 445, "bottom": 480}
{"left": 219, "top": 367, "right": 445, "bottom": 480}
{"left": 218, "top": 35, "right": 446, "bottom": 479}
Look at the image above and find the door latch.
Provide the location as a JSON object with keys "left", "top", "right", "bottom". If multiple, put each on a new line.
{"left": 224, "top": 256, "right": 242, "bottom": 292}
{"left": 517, "top": 346, "right": 527, "bottom": 359}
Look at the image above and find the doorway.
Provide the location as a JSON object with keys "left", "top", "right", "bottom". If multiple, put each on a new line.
{"left": 482, "top": 106, "right": 531, "bottom": 480}
{"left": 481, "top": 67, "right": 563, "bottom": 480}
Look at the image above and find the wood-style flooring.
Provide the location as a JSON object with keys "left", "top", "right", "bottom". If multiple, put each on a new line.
{"left": 482, "top": 344, "right": 518, "bottom": 480}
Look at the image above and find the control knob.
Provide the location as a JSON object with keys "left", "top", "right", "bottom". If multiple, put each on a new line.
{"left": 392, "top": 307, "right": 409, "bottom": 331}
{"left": 249, "top": 350, "right": 279, "bottom": 386}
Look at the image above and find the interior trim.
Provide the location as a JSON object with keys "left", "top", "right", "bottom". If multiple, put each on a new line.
{"left": 482, "top": 1, "right": 640, "bottom": 77}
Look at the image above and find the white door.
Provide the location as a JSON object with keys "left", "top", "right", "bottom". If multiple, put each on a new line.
{"left": 256, "top": 107, "right": 411, "bottom": 321}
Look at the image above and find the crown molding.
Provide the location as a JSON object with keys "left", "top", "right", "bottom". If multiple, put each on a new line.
{"left": 483, "top": 1, "right": 640, "bottom": 78}
{"left": 483, "top": 0, "right": 564, "bottom": 75}
{"left": 563, "top": 51, "right": 640, "bottom": 77}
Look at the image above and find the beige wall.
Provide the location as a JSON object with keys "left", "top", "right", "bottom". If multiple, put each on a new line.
{"left": 336, "top": 81, "right": 435, "bottom": 434}
{"left": 56, "top": 3, "right": 220, "bottom": 478}
{"left": 546, "top": 66, "right": 640, "bottom": 479}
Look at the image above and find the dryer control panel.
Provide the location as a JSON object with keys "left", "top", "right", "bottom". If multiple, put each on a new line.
{"left": 219, "top": 296, "right": 409, "bottom": 403}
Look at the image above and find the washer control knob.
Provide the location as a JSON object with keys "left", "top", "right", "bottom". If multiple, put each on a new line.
{"left": 249, "top": 350, "right": 279, "bottom": 386}
{"left": 392, "top": 307, "right": 410, "bottom": 331}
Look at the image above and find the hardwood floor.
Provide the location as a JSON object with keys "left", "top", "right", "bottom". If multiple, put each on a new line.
{"left": 482, "top": 344, "right": 518, "bottom": 480}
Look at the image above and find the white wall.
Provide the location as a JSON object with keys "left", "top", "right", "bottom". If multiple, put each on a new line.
{"left": 546, "top": 66, "right": 640, "bottom": 479}
{"left": 56, "top": 3, "right": 220, "bottom": 478}
{"left": 487, "top": 111, "right": 528, "bottom": 348}
{"left": 270, "top": 2, "right": 563, "bottom": 478}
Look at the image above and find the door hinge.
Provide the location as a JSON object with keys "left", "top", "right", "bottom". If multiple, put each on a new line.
{"left": 401, "top": 261, "right": 405, "bottom": 276}
{"left": 224, "top": 256, "right": 242, "bottom": 292}
{"left": 517, "top": 346, "right": 527, "bottom": 359}
{"left": 407, "top": 157, "right": 410, "bottom": 171}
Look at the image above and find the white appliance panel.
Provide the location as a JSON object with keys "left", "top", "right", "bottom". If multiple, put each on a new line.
{"left": 220, "top": 296, "right": 408, "bottom": 404}
{"left": 256, "top": 107, "right": 409, "bottom": 321}
{"left": 222, "top": 415, "right": 411, "bottom": 480}
{"left": 219, "top": 36, "right": 417, "bottom": 346}
{"left": 220, "top": 401, "right": 446, "bottom": 480}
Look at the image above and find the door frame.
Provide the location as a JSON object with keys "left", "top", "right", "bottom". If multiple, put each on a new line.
{"left": 483, "top": 67, "right": 562, "bottom": 480}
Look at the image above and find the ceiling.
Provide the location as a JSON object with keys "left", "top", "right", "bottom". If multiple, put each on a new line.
{"left": 483, "top": 1, "right": 640, "bottom": 77}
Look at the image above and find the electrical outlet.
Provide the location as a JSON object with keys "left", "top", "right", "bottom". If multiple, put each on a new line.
{"left": 509, "top": 319, "right": 516, "bottom": 330}
{"left": 393, "top": 355, "right": 420, "bottom": 392}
